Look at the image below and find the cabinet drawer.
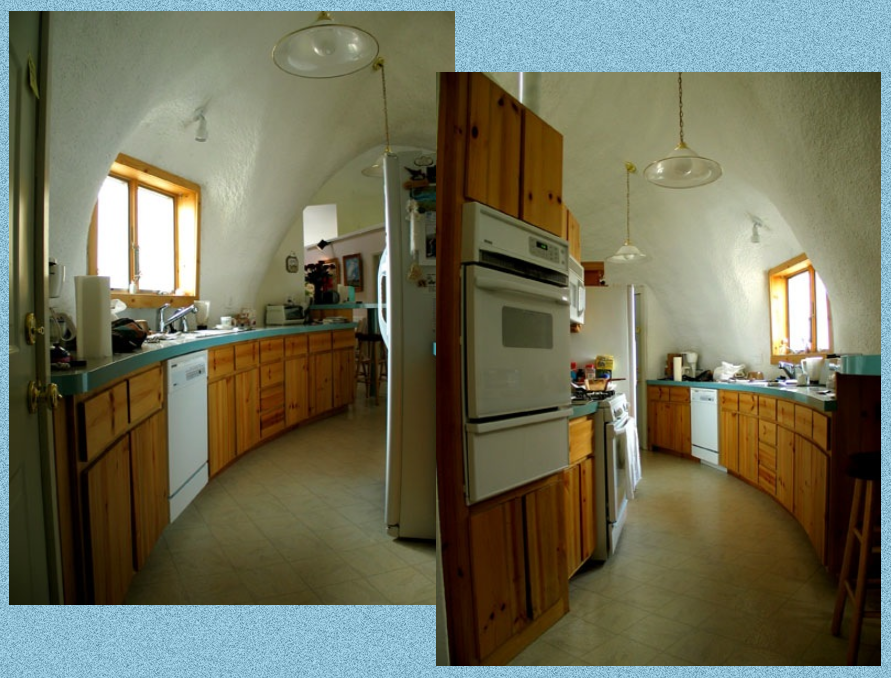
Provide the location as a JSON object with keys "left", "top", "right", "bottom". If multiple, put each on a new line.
{"left": 83, "top": 382, "right": 129, "bottom": 462}
{"left": 777, "top": 400, "right": 795, "bottom": 429}
{"left": 285, "top": 334, "right": 309, "bottom": 358}
{"left": 259, "top": 407, "right": 285, "bottom": 440}
{"left": 758, "top": 396, "right": 776, "bottom": 422}
{"left": 260, "top": 361, "right": 285, "bottom": 388}
{"left": 812, "top": 412, "right": 829, "bottom": 451}
{"left": 647, "top": 386, "right": 665, "bottom": 402}
{"left": 720, "top": 391, "right": 738, "bottom": 411}
{"left": 259, "top": 338, "right": 284, "bottom": 364}
{"left": 758, "top": 441, "right": 777, "bottom": 470}
{"left": 758, "top": 463, "right": 777, "bottom": 494}
{"left": 738, "top": 393, "right": 758, "bottom": 415}
{"left": 569, "top": 417, "right": 594, "bottom": 464}
{"left": 794, "top": 405, "right": 813, "bottom": 438}
{"left": 208, "top": 346, "right": 235, "bottom": 379}
{"left": 758, "top": 420, "right": 776, "bottom": 446}
{"left": 259, "top": 382, "right": 285, "bottom": 413}
{"left": 332, "top": 329, "right": 355, "bottom": 350}
{"left": 128, "top": 365, "right": 163, "bottom": 424}
{"left": 309, "top": 331, "right": 332, "bottom": 353}
{"left": 235, "top": 341, "right": 259, "bottom": 370}
{"left": 669, "top": 387, "right": 690, "bottom": 403}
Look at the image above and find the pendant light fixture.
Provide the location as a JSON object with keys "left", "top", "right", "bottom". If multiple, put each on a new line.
{"left": 607, "top": 162, "right": 648, "bottom": 264}
{"left": 272, "top": 12, "right": 379, "bottom": 79}
{"left": 362, "top": 58, "right": 391, "bottom": 177}
{"left": 644, "top": 72, "right": 722, "bottom": 188}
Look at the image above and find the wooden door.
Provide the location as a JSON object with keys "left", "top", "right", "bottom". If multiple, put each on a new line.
{"left": 469, "top": 498, "right": 526, "bottom": 661}
{"left": 465, "top": 72, "right": 522, "bottom": 217}
{"left": 521, "top": 108, "right": 564, "bottom": 237}
{"left": 562, "top": 466, "right": 581, "bottom": 576}
{"left": 524, "top": 480, "right": 567, "bottom": 619}
{"left": 84, "top": 437, "right": 134, "bottom": 604}
{"left": 309, "top": 352, "right": 333, "bottom": 416}
{"left": 776, "top": 425, "right": 795, "bottom": 512}
{"left": 130, "top": 411, "right": 169, "bottom": 569}
{"left": 235, "top": 368, "right": 259, "bottom": 455}
{"left": 332, "top": 348, "right": 355, "bottom": 408}
{"left": 720, "top": 410, "right": 739, "bottom": 473}
{"left": 738, "top": 414, "right": 759, "bottom": 483}
{"left": 208, "top": 376, "right": 236, "bottom": 475}
{"left": 285, "top": 356, "right": 309, "bottom": 427}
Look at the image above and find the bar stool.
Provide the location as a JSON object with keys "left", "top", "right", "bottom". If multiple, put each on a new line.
{"left": 831, "top": 451, "right": 880, "bottom": 665}
{"left": 355, "top": 332, "right": 384, "bottom": 404}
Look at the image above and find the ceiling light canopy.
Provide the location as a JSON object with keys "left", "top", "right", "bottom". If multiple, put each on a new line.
{"left": 607, "top": 162, "right": 648, "bottom": 264}
{"left": 645, "top": 73, "right": 722, "bottom": 189}
{"left": 272, "top": 11, "right": 379, "bottom": 79}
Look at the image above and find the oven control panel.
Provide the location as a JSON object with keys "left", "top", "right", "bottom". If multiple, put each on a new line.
{"left": 528, "top": 236, "right": 567, "bottom": 267}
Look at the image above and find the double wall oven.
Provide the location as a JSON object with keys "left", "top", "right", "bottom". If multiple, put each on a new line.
{"left": 461, "top": 202, "right": 572, "bottom": 504}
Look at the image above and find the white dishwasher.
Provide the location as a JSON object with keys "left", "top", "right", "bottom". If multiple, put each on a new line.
{"left": 167, "top": 350, "right": 209, "bottom": 522}
{"left": 690, "top": 388, "right": 724, "bottom": 471}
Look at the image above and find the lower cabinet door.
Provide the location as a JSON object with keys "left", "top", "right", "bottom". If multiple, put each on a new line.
{"left": 738, "top": 414, "right": 759, "bottom": 484}
{"left": 130, "top": 412, "right": 169, "bottom": 570}
{"left": 333, "top": 348, "right": 355, "bottom": 408}
{"left": 235, "top": 368, "right": 259, "bottom": 455}
{"left": 285, "top": 356, "right": 309, "bottom": 427}
{"left": 579, "top": 457, "right": 596, "bottom": 562}
{"left": 208, "top": 376, "right": 236, "bottom": 476}
{"left": 562, "top": 465, "right": 582, "bottom": 576}
{"left": 84, "top": 437, "right": 134, "bottom": 604}
{"left": 524, "top": 480, "right": 566, "bottom": 619}
{"left": 720, "top": 410, "right": 739, "bottom": 473}
{"left": 309, "top": 352, "right": 333, "bottom": 416}
{"left": 776, "top": 425, "right": 795, "bottom": 512}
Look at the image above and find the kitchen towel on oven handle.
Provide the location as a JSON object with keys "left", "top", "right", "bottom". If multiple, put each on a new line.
{"left": 625, "top": 416, "right": 642, "bottom": 500}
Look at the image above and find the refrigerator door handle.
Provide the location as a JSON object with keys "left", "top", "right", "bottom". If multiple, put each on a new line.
{"left": 377, "top": 246, "right": 390, "bottom": 348}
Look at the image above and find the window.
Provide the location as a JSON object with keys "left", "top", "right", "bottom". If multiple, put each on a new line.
{"left": 89, "top": 154, "right": 200, "bottom": 306}
{"left": 768, "top": 254, "right": 832, "bottom": 363}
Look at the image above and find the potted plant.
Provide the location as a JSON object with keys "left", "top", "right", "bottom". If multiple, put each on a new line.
{"left": 305, "top": 261, "right": 335, "bottom": 304}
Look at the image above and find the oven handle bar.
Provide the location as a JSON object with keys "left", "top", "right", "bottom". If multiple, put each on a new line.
{"left": 475, "top": 276, "right": 570, "bottom": 305}
{"left": 466, "top": 407, "right": 571, "bottom": 434}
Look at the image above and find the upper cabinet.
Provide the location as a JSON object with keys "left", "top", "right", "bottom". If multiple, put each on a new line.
{"left": 464, "top": 73, "right": 565, "bottom": 239}
{"left": 564, "top": 206, "right": 581, "bottom": 261}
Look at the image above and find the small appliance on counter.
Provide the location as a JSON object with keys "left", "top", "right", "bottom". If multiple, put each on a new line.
{"left": 265, "top": 303, "right": 307, "bottom": 326}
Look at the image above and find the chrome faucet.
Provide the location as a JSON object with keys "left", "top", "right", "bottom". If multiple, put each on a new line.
{"left": 777, "top": 361, "right": 797, "bottom": 380}
{"left": 158, "top": 303, "right": 198, "bottom": 333}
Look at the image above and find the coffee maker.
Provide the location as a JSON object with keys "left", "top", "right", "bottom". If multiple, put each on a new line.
{"left": 681, "top": 350, "right": 699, "bottom": 378}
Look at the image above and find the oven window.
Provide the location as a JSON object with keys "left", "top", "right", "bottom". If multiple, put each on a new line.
{"left": 502, "top": 307, "right": 553, "bottom": 349}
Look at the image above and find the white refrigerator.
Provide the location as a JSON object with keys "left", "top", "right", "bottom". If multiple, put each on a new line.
{"left": 570, "top": 285, "right": 638, "bottom": 420}
{"left": 378, "top": 152, "right": 436, "bottom": 539}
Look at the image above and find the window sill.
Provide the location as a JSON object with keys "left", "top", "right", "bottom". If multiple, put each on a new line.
{"left": 770, "top": 351, "right": 832, "bottom": 365}
{"left": 111, "top": 292, "right": 196, "bottom": 309}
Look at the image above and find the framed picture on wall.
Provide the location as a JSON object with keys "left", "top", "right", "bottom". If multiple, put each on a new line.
{"left": 343, "top": 253, "right": 363, "bottom": 291}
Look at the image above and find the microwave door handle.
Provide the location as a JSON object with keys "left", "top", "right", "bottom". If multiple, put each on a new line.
{"left": 475, "top": 277, "right": 570, "bottom": 306}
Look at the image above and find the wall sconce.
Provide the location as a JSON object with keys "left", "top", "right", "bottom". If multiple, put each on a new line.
{"left": 750, "top": 216, "right": 765, "bottom": 243}
{"left": 193, "top": 109, "right": 208, "bottom": 142}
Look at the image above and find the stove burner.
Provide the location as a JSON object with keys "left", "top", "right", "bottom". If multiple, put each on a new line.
{"left": 572, "top": 389, "right": 616, "bottom": 404}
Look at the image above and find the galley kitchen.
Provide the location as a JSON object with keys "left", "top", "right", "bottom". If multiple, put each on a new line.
{"left": 435, "top": 73, "right": 880, "bottom": 666}
{"left": 10, "top": 11, "right": 454, "bottom": 606}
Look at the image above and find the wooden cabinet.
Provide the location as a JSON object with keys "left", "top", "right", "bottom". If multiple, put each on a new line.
{"left": 309, "top": 352, "right": 333, "bottom": 417}
{"left": 521, "top": 108, "right": 564, "bottom": 237}
{"left": 719, "top": 391, "right": 760, "bottom": 483}
{"left": 719, "top": 409, "right": 739, "bottom": 473}
{"left": 565, "top": 207, "right": 581, "bottom": 262}
{"left": 285, "top": 355, "right": 309, "bottom": 427}
{"left": 83, "top": 382, "right": 129, "bottom": 463}
{"left": 235, "top": 368, "right": 259, "bottom": 455}
{"left": 469, "top": 475, "right": 568, "bottom": 663}
{"left": 464, "top": 72, "right": 564, "bottom": 237}
{"left": 563, "top": 457, "right": 595, "bottom": 577}
{"left": 794, "top": 436, "right": 828, "bottom": 561}
{"left": 776, "top": 424, "right": 795, "bottom": 512}
{"left": 258, "top": 338, "right": 286, "bottom": 441}
{"left": 129, "top": 411, "right": 168, "bottom": 571}
{"left": 207, "top": 376, "right": 236, "bottom": 477}
{"left": 84, "top": 437, "right": 134, "bottom": 604}
{"left": 647, "top": 385, "right": 691, "bottom": 456}
{"left": 465, "top": 72, "right": 522, "bottom": 220}
{"left": 738, "top": 412, "right": 759, "bottom": 484}
{"left": 332, "top": 330, "right": 356, "bottom": 409}
{"left": 128, "top": 364, "right": 164, "bottom": 424}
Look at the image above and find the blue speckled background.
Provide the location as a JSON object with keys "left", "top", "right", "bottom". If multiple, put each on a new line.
{"left": 1, "top": 2, "right": 889, "bottom": 674}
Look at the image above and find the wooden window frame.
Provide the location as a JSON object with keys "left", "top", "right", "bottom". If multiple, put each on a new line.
{"left": 88, "top": 153, "right": 200, "bottom": 309}
{"left": 768, "top": 253, "right": 833, "bottom": 364}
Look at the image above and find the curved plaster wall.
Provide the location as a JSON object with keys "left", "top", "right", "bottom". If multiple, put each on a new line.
{"left": 494, "top": 72, "right": 880, "bottom": 377}
{"left": 45, "top": 12, "right": 454, "bottom": 325}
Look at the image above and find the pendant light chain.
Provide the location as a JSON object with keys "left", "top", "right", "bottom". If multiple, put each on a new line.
{"left": 375, "top": 57, "right": 391, "bottom": 153}
{"left": 625, "top": 165, "right": 631, "bottom": 243}
{"left": 677, "top": 72, "right": 685, "bottom": 147}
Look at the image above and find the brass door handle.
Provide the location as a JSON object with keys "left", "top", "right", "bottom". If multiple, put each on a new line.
{"left": 28, "top": 381, "right": 61, "bottom": 413}
{"left": 25, "top": 312, "right": 45, "bottom": 345}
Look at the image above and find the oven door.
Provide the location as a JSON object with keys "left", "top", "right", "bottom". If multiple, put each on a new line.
{"left": 605, "top": 416, "right": 630, "bottom": 553}
{"left": 464, "top": 264, "right": 570, "bottom": 420}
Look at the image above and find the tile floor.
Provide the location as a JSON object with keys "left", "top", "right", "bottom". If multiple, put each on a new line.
{"left": 125, "top": 393, "right": 435, "bottom": 605}
{"left": 510, "top": 450, "right": 881, "bottom": 666}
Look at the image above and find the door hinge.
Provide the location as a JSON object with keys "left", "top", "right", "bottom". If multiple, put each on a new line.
{"left": 25, "top": 312, "right": 45, "bottom": 345}
{"left": 28, "top": 381, "right": 61, "bottom": 414}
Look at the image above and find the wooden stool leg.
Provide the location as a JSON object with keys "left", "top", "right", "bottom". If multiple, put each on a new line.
{"left": 847, "top": 479, "right": 876, "bottom": 665}
{"left": 832, "top": 478, "right": 863, "bottom": 635}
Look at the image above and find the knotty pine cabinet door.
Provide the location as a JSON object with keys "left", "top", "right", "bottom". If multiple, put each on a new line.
{"left": 130, "top": 411, "right": 169, "bottom": 570}
{"left": 794, "top": 436, "right": 828, "bottom": 560}
{"left": 285, "top": 356, "right": 309, "bottom": 427}
{"left": 333, "top": 348, "right": 355, "bottom": 409}
{"left": 208, "top": 376, "right": 236, "bottom": 476}
{"left": 720, "top": 409, "right": 739, "bottom": 473}
{"left": 738, "top": 413, "right": 759, "bottom": 484}
{"left": 309, "top": 352, "right": 333, "bottom": 417}
{"left": 84, "top": 437, "right": 134, "bottom": 604}
{"left": 521, "top": 108, "right": 564, "bottom": 238}
{"left": 235, "top": 368, "right": 259, "bottom": 455}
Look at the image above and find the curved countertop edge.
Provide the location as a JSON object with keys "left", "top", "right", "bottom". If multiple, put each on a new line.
{"left": 570, "top": 401, "right": 600, "bottom": 419}
{"left": 52, "top": 324, "right": 359, "bottom": 396}
{"left": 646, "top": 379, "right": 837, "bottom": 412}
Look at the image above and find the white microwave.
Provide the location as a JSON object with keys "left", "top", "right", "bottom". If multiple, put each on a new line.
{"left": 569, "top": 257, "right": 586, "bottom": 324}
{"left": 265, "top": 304, "right": 306, "bottom": 326}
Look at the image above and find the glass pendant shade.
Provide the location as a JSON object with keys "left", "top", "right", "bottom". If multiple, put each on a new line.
{"left": 607, "top": 161, "right": 647, "bottom": 264}
{"left": 644, "top": 142, "right": 722, "bottom": 188}
{"left": 272, "top": 12, "right": 379, "bottom": 78}
{"left": 361, "top": 153, "right": 386, "bottom": 177}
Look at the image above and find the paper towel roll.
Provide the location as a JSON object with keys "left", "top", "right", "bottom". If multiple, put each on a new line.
{"left": 76, "top": 276, "right": 112, "bottom": 359}
{"left": 672, "top": 356, "right": 683, "bottom": 382}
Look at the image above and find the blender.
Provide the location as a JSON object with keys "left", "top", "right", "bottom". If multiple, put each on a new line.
{"left": 681, "top": 350, "right": 699, "bottom": 378}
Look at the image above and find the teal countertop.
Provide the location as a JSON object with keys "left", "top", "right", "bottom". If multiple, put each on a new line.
{"left": 570, "top": 401, "right": 599, "bottom": 419}
{"left": 839, "top": 354, "right": 881, "bottom": 376}
{"left": 646, "top": 379, "right": 837, "bottom": 412}
{"left": 52, "top": 324, "right": 358, "bottom": 396}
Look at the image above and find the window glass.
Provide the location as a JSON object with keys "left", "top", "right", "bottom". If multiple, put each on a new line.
{"left": 815, "top": 272, "right": 830, "bottom": 351}
{"left": 96, "top": 176, "right": 130, "bottom": 289}
{"left": 137, "top": 186, "right": 175, "bottom": 292}
{"left": 787, "top": 270, "right": 812, "bottom": 352}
